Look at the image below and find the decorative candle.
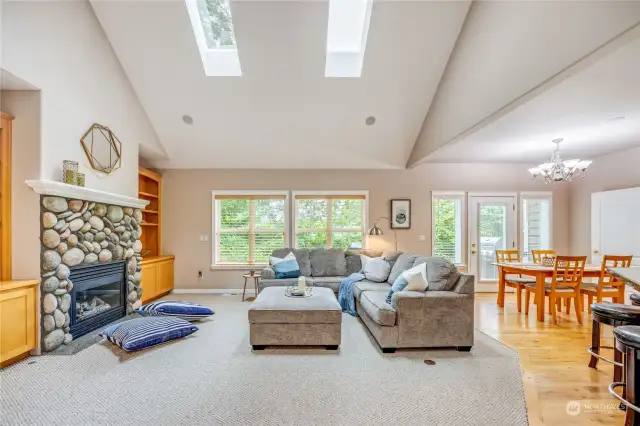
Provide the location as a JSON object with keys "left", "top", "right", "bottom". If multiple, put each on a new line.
{"left": 297, "top": 275, "right": 306, "bottom": 291}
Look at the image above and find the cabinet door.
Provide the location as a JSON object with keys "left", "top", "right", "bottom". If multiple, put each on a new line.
{"left": 158, "top": 260, "right": 174, "bottom": 294}
{"left": 0, "top": 286, "right": 36, "bottom": 364}
{"left": 141, "top": 264, "right": 158, "bottom": 303}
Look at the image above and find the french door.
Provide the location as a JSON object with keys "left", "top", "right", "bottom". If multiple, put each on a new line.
{"left": 468, "top": 195, "right": 517, "bottom": 283}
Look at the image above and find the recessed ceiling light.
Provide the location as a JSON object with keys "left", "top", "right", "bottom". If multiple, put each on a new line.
{"left": 182, "top": 115, "right": 193, "bottom": 125}
{"left": 365, "top": 116, "right": 376, "bottom": 126}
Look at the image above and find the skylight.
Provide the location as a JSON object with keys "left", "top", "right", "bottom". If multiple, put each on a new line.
{"left": 325, "top": 0, "right": 373, "bottom": 78}
{"left": 185, "top": 0, "right": 241, "bottom": 76}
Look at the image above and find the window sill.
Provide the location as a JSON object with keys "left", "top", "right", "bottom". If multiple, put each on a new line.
{"left": 210, "top": 264, "right": 267, "bottom": 271}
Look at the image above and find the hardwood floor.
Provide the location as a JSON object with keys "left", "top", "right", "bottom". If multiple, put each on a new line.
{"left": 475, "top": 293, "right": 625, "bottom": 426}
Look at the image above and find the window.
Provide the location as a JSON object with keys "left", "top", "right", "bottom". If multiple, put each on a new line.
{"left": 520, "top": 193, "right": 552, "bottom": 262}
{"left": 213, "top": 192, "right": 289, "bottom": 266}
{"left": 185, "top": 0, "right": 242, "bottom": 76}
{"left": 325, "top": 0, "right": 373, "bottom": 77}
{"left": 294, "top": 192, "right": 368, "bottom": 250}
{"left": 432, "top": 193, "right": 464, "bottom": 265}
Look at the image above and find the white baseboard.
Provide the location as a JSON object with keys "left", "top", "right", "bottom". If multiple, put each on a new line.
{"left": 172, "top": 289, "right": 256, "bottom": 295}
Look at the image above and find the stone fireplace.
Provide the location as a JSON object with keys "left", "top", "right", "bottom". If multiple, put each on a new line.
{"left": 29, "top": 181, "right": 149, "bottom": 352}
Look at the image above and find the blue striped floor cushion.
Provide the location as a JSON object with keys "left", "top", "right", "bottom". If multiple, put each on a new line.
{"left": 101, "top": 317, "right": 198, "bottom": 352}
{"left": 136, "top": 300, "right": 214, "bottom": 321}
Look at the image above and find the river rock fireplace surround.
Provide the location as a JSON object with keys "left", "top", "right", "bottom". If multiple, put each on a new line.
{"left": 27, "top": 180, "right": 149, "bottom": 352}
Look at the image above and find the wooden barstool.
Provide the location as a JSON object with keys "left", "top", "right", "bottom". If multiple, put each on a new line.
{"left": 610, "top": 325, "right": 640, "bottom": 425}
{"left": 589, "top": 303, "right": 640, "bottom": 387}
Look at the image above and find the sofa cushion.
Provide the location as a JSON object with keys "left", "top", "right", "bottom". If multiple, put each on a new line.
{"left": 310, "top": 248, "right": 346, "bottom": 277}
{"left": 381, "top": 251, "right": 402, "bottom": 271}
{"left": 313, "top": 276, "right": 344, "bottom": 292}
{"left": 412, "top": 256, "right": 460, "bottom": 291}
{"left": 345, "top": 253, "right": 362, "bottom": 275}
{"left": 272, "top": 249, "right": 311, "bottom": 277}
{"left": 353, "top": 281, "right": 391, "bottom": 300}
{"left": 360, "top": 291, "right": 396, "bottom": 326}
{"left": 387, "top": 253, "right": 419, "bottom": 284}
{"left": 260, "top": 277, "right": 315, "bottom": 291}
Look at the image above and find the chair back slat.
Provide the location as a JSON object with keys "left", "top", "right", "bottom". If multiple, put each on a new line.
{"left": 552, "top": 255, "right": 587, "bottom": 290}
{"left": 600, "top": 255, "right": 634, "bottom": 288}
{"left": 532, "top": 249, "right": 556, "bottom": 264}
{"left": 496, "top": 250, "right": 520, "bottom": 263}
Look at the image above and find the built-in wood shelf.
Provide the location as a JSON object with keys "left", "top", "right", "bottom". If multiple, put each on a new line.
{"left": 138, "top": 167, "right": 162, "bottom": 257}
{"left": 138, "top": 191, "right": 159, "bottom": 199}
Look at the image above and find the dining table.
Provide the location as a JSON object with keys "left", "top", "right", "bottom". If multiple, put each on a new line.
{"left": 493, "top": 262, "right": 603, "bottom": 322}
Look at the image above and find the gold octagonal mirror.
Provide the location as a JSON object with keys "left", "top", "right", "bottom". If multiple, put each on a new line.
{"left": 80, "top": 123, "right": 122, "bottom": 174}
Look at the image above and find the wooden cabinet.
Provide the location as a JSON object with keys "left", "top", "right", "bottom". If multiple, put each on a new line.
{"left": 0, "top": 280, "right": 38, "bottom": 367}
{"left": 140, "top": 256, "right": 174, "bottom": 303}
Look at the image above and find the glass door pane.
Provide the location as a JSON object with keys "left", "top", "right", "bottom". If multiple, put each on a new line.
{"left": 468, "top": 196, "right": 516, "bottom": 282}
{"left": 478, "top": 203, "right": 508, "bottom": 281}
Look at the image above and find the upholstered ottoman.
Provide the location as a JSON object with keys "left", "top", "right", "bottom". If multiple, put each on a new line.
{"left": 249, "top": 287, "right": 342, "bottom": 350}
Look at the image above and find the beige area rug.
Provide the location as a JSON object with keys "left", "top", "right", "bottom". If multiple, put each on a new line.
{"left": 1, "top": 294, "right": 527, "bottom": 426}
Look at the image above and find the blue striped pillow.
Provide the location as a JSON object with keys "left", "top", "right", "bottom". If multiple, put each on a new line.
{"left": 136, "top": 300, "right": 214, "bottom": 321}
{"left": 100, "top": 317, "right": 198, "bottom": 352}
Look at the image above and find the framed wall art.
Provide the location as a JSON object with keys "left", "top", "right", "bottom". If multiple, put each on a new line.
{"left": 390, "top": 199, "right": 411, "bottom": 229}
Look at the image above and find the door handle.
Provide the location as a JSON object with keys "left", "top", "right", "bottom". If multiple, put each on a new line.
{"left": 471, "top": 250, "right": 477, "bottom": 255}
{"left": 593, "top": 249, "right": 599, "bottom": 254}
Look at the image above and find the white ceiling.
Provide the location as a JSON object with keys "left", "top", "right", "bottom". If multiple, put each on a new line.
{"left": 91, "top": 0, "right": 470, "bottom": 169}
{"left": 425, "top": 36, "right": 640, "bottom": 163}
{"left": 0, "top": 69, "right": 38, "bottom": 90}
{"left": 91, "top": 0, "right": 640, "bottom": 169}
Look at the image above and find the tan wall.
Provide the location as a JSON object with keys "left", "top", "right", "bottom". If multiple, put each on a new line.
{"left": 162, "top": 165, "right": 570, "bottom": 290}
{"left": 569, "top": 145, "right": 640, "bottom": 258}
{"left": 2, "top": 90, "right": 41, "bottom": 280}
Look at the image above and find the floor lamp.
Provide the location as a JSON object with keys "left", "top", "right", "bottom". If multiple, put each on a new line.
{"left": 368, "top": 216, "right": 398, "bottom": 251}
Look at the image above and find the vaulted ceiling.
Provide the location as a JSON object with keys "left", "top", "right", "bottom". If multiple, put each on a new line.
{"left": 91, "top": 0, "right": 640, "bottom": 169}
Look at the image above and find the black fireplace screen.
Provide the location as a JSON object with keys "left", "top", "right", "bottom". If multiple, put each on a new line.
{"left": 69, "top": 261, "right": 126, "bottom": 339}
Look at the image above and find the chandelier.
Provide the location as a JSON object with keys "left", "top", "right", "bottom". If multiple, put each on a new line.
{"left": 528, "top": 138, "right": 592, "bottom": 183}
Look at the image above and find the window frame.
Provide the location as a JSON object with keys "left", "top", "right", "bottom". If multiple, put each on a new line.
{"left": 431, "top": 191, "right": 466, "bottom": 267}
{"left": 211, "top": 190, "right": 290, "bottom": 269}
{"left": 519, "top": 191, "right": 553, "bottom": 261}
{"left": 292, "top": 190, "right": 369, "bottom": 250}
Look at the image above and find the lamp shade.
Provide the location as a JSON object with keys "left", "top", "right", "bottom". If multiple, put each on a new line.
{"left": 368, "top": 225, "right": 384, "bottom": 236}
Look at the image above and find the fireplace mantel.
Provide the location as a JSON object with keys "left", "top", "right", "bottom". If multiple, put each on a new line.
{"left": 26, "top": 180, "right": 149, "bottom": 209}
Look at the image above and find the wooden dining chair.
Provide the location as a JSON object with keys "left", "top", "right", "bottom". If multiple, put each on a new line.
{"left": 496, "top": 250, "right": 535, "bottom": 312}
{"left": 531, "top": 249, "right": 556, "bottom": 264}
{"left": 525, "top": 255, "right": 587, "bottom": 324}
{"left": 581, "top": 255, "right": 633, "bottom": 313}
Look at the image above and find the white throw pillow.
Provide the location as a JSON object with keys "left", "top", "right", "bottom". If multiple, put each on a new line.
{"left": 401, "top": 261, "right": 428, "bottom": 285}
{"left": 362, "top": 256, "right": 391, "bottom": 283}
{"left": 270, "top": 251, "right": 296, "bottom": 266}
{"left": 404, "top": 269, "right": 428, "bottom": 292}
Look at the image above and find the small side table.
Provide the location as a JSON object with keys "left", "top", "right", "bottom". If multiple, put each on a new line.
{"left": 242, "top": 273, "right": 260, "bottom": 302}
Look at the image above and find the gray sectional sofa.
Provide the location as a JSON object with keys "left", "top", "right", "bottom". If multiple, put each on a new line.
{"left": 261, "top": 248, "right": 474, "bottom": 352}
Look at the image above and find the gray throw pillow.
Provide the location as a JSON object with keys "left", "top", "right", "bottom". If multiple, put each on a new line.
{"left": 387, "top": 253, "right": 419, "bottom": 284}
{"left": 413, "top": 256, "right": 460, "bottom": 291}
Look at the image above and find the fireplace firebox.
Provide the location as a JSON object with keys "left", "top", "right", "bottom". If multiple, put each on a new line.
{"left": 69, "top": 261, "right": 127, "bottom": 339}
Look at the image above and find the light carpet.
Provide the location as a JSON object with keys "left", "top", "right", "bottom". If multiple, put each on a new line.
{"left": 1, "top": 294, "right": 528, "bottom": 426}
